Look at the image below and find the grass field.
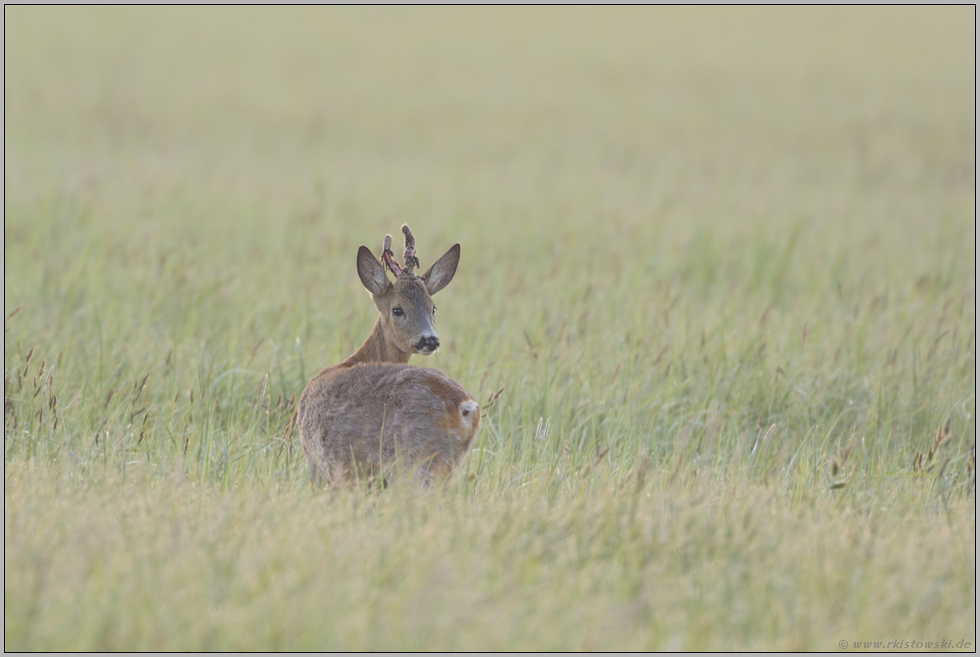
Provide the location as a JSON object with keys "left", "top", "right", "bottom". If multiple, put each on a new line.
{"left": 4, "top": 7, "right": 976, "bottom": 651}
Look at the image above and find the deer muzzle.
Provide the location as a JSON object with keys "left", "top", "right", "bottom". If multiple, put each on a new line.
{"left": 415, "top": 335, "right": 440, "bottom": 355}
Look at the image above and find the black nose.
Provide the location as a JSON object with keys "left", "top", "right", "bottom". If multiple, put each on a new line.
{"left": 417, "top": 336, "right": 439, "bottom": 352}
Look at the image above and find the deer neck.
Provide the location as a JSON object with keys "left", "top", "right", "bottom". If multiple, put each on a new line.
{"left": 338, "top": 316, "right": 412, "bottom": 368}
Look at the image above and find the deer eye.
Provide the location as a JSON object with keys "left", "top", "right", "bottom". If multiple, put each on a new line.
{"left": 432, "top": 307, "right": 437, "bottom": 316}
{"left": 392, "top": 307, "right": 404, "bottom": 317}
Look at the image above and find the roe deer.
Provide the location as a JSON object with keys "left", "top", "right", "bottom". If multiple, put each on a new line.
{"left": 298, "top": 225, "right": 480, "bottom": 486}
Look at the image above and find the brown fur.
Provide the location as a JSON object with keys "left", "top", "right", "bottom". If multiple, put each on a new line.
{"left": 298, "top": 364, "right": 480, "bottom": 486}
{"left": 298, "top": 235, "right": 478, "bottom": 486}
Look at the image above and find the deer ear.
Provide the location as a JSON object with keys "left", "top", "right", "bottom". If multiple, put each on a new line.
{"left": 357, "top": 246, "right": 391, "bottom": 297}
{"left": 421, "top": 243, "right": 460, "bottom": 296}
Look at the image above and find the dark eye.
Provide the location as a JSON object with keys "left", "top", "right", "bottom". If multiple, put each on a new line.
{"left": 392, "top": 307, "right": 404, "bottom": 317}
{"left": 431, "top": 307, "right": 437, "bottom": 316}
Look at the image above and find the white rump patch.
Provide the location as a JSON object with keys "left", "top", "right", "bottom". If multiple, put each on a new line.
{"left": 460, "top": 400, "right": 479, "bottom": 420}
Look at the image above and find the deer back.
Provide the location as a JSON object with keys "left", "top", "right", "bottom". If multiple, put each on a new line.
{"left": 298, "top": 363, "right": 480, "bottom": 485}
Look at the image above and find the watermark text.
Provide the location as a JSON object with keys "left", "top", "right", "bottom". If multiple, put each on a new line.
{"left": 839, "top": 639, "right": 972, "bottom": 650}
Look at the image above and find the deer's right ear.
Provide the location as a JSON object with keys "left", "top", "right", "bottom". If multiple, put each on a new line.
{"left": 357, "top": 246, "right": 391, "bottom": 297}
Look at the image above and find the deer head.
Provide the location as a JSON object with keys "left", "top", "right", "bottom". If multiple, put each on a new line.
{"left": 355, "top": 225, "right": 460, "bottom": 358}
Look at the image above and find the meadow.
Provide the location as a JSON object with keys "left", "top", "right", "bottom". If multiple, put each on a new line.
{"left": 4, "top": 7, "right": 975, "bottom": 650}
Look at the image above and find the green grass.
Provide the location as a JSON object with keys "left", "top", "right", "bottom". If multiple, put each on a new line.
{"left": 5, "top": 6, "right": 976, "bottom": 651}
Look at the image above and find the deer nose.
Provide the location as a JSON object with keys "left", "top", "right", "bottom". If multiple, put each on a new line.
{"left": 416, "top": 335, "right": 440, "bottom": 353}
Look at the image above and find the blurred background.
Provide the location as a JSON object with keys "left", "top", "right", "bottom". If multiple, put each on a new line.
{"left": 4, "top": 9, "right": 975, "bottom": 650}
{"left": 4, "top": 6, "right": 975, "bottom": 453}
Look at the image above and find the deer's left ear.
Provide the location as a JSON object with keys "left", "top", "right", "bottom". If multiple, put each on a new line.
{"left": 421, "top": 244, "right": 460, "bottom": 296}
